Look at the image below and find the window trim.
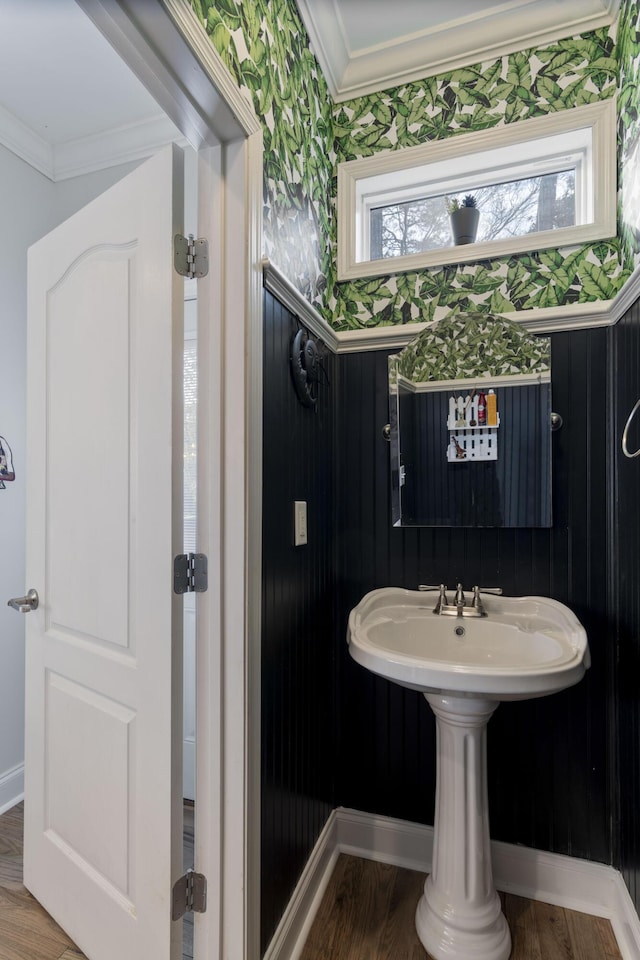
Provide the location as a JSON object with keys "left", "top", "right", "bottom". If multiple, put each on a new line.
{"left": 337, "top": 99, "right": 616, "bottom": 281}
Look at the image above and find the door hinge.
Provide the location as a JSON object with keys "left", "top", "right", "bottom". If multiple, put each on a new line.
{"left": 174, "top": 553, "right": 208, "bottom": 594}
{"left": 172, "top": 870, "right": 207, "bottom": 920}
{"left": 174, "top": 234, "right": 209, "bottom": 279}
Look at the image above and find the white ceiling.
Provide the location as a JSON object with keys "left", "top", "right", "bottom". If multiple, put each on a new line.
{"left": 295, "top": 0, "right": 622, "bottom": 102}
{"left": 0, "top": 0, "right": 180, "bottom": 181}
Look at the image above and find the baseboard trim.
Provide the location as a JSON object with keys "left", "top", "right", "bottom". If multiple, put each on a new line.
{"left": 611, "top": 874, "right": 640, "bottom": 960}
{"left": 262, "top": 811, "right": 340, "bottom": 960}
{"left": 335, "top": 806, "right": 434, "bottom": 872}
{"left": 264, "top": 806, "right": 640, "bottom": 960}
{"left": 0, "top": 763, "right": 24, "bottom": 815}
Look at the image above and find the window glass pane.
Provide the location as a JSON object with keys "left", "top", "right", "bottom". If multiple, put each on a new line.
{"left": 476, "top": 170, "right": 575, "bottom": 241}
{"left": 371, "top": 195, "right": 447, "bottom": 259}
{"left": 370, "top": 169, "right": 575, "bottom": 260}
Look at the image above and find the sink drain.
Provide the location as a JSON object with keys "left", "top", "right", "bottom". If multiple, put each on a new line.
{"left": 454, "top": 626, "right": 466, "bottom": 637}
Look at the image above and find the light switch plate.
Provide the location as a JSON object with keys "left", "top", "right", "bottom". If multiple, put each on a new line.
{"left": 294, "top": 500, "right": 307, "bottom": 546}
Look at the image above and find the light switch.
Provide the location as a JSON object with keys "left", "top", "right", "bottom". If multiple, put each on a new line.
{"left": 294, "top": 500, "right": 307, "bottom": 546}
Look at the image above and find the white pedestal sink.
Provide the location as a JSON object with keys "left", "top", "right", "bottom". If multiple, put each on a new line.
{"left": 348, "top": 587, "right": 589, "bottom": 960}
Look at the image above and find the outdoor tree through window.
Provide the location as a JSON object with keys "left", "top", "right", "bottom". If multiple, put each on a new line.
{"left": 370, "top": 170, "right": 576, "bottom": 260}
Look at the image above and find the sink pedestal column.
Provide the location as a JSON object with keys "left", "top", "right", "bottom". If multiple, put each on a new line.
{"left": 416, "top": 694, "right": 511, "bottom": 960}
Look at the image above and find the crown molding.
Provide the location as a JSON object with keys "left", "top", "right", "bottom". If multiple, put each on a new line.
{"left": 0, "top": 103, "right": 183, "bottom": 182}
{"left": 0, "top": 103, "right": 53, "bottom": 178}
{"left": 297, "top": 0, "right": 621, "bottom": 103}
{"left": 295, "top": 0, "right": 350, "bottom": 101}
{"left": 53, "top": 114, "right": 186, "bottom": 180}
{"left": 263, "top": 259, "right": 640, "bottom": 354}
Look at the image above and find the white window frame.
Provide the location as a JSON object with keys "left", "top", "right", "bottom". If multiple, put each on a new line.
{"left": 337, "top": 99, "right": 616, "bottom": 281}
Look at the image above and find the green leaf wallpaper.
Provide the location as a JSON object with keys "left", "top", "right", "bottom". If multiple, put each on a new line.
{"left": 189, "top": 0, "right": 334, "bottom": 303}
{"left": 191, "top": 1, "right": 640, "bottom": 332}
{"left": 334, "top": 34, "right": 617, "bottom": 164}
{"left": 618, "top": 0, "right": 640, "bottom": 272}
{"left": 327, "top": 27, "right": 626, "bottom": 330}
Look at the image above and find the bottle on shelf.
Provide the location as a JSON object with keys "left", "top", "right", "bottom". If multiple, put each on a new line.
{"left": 487, "top": 388, "right": 498, "bottom": 427}
{"left": 477, "top": 391, "right": 486, "bottom": 426}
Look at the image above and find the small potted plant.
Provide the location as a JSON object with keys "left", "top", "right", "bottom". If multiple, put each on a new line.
{"left": 446, "top": 194, "right": 480, "bottom": 245}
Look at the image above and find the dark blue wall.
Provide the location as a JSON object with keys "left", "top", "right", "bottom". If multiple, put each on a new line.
{"left": 608, "top": 300, "right": 640, "bottom": 907}
{"left": 334, "top": 331, "right": 613, "bottom": 863}
{"left": 261, "top": 289, "right": 640, "bottom": 951}
{"left": 261, "top": 291, "right": 336, "bottom": 951}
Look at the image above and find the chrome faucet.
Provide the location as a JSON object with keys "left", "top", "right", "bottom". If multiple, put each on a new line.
{"left": 454, "top": 583, "right": 466, "bottom": 615}
{"left": 418, "top": 583, "right": 503, "bottom": 617}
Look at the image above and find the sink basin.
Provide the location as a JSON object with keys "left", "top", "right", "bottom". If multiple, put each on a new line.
{"left": 348, "top": 586, "right": 590, "bottom": 700}
{"left": 347, "top": 586, "right": 590, "bottom": 960}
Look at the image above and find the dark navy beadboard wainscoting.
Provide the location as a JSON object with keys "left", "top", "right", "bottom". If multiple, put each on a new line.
{"left": 261, "top": 290, "right": 640, "bottom": 952}
{"left": 609, "top": 301, "right": 640, "bottom": 911}
{"left": 334, "top": 329, "right": 613, "bottom": 864}
{"left": 261, "top": 291, "right": 336, "bottom": 952}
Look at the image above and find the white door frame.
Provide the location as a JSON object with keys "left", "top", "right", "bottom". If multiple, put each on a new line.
{"left": 74, "top": 2, "right": 263, "bottom": 957}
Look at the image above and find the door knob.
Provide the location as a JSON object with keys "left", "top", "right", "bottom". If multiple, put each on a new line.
{"left": 7, "top": 589, "right": 39, "bottom": 613}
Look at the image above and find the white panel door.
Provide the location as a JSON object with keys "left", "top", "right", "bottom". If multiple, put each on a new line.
{"left": 23, "top": 145, "right": 184, "bottom": 960}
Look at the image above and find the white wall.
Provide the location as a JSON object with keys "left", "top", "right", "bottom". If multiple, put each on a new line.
{"left": 0, "top": 144, "right": 143, "bottom": 811}
{"left": 0, "top": 143, "right": 54, "bottom": 810}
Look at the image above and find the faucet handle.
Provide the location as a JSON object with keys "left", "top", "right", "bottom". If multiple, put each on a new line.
{"left": 420, "top": 583, "right": 449, "bottom": 614}
{"left": 471, "top": 586, "right": 502, "bottom": 611}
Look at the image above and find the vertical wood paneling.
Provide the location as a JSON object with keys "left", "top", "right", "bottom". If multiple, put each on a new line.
{"left": 261, "top": 291, "right": 335, "bottom": 952}
{"left": 335, "top": 350, "right": 438, "bottom": 825}
{"left": 609, "top": 299, "right": 640, "bottom": 911}
{"left": 261, "top": 297, "right": 640, "bottom": 942}
{"left": 335, "top": 330, "right": 612, "bottom": 864}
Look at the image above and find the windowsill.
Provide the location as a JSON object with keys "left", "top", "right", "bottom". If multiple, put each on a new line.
{"left": 338, "top": 220, "right": 616, "bottom": 281}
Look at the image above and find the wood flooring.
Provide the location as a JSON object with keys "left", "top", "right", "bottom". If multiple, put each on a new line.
{"left": 0, "top": 805, "right": 624, "bottom": 960}
{"left": 0, "top": 802, "right": 83, "bottom": 960}
{"left": 0, "top": 802, "right": 195, "bottom": 960}
{"left": 299, "top": 854, "right": 623, "bottom": 960}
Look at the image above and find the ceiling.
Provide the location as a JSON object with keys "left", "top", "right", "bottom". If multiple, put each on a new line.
{"left": 295, "top": 0, "right": 622, "bottom": 102}
{"left": 0, "top": 0, "right": 179, "bottom": 181}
